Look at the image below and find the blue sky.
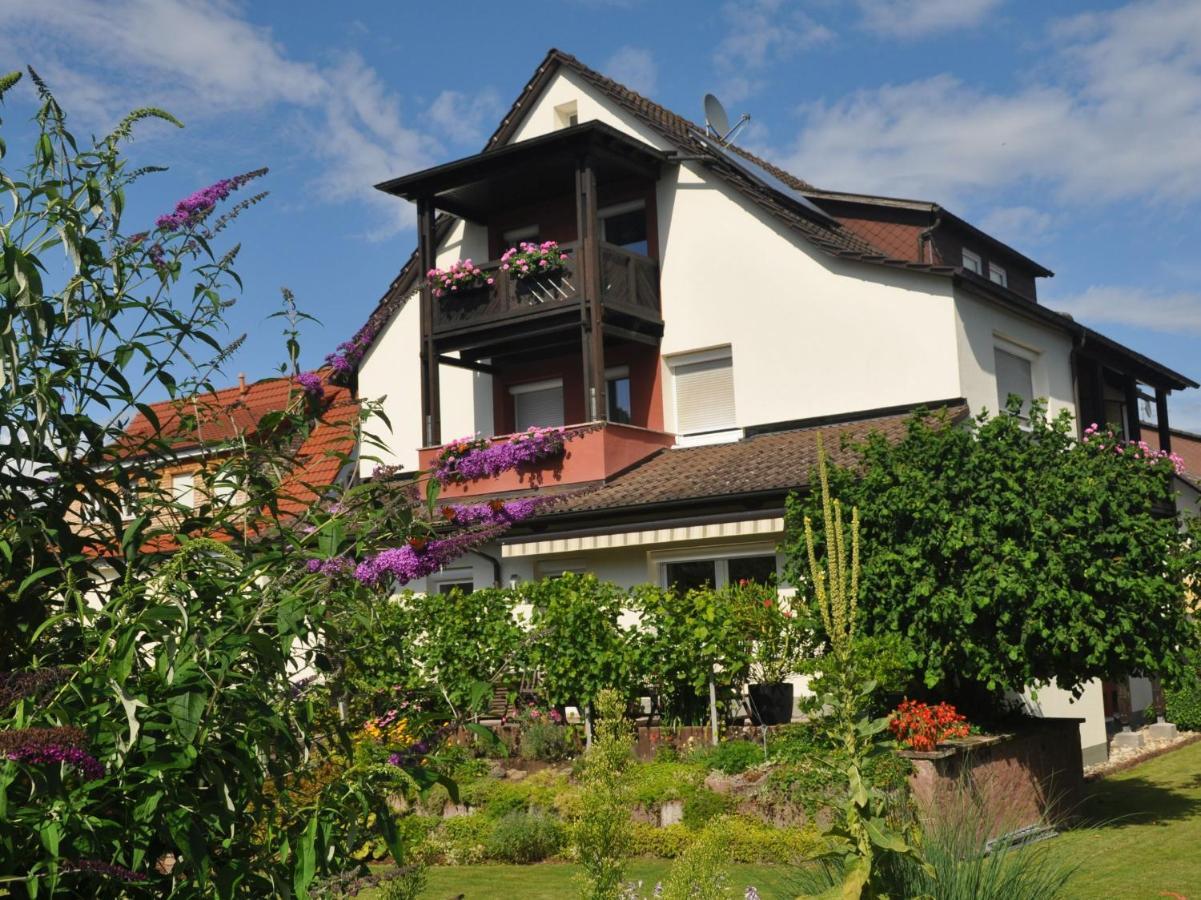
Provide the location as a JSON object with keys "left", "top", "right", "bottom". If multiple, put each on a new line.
{"left": 4, "top": 0, "right": 1201, "bottom": 425}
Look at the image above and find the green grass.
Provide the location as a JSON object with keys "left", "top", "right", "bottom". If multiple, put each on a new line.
{"left": 1047, "top": 738, "right": 1201, "bottom": 899}
{"left": 371, "top": 861, "right": 791, "bottom": 899}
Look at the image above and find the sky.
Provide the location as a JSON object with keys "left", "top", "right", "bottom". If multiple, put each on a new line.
{"left": 3, "top": 0, "right": 1201, "bottom": 425}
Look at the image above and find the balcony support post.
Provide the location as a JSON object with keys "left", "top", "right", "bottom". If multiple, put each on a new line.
{"left": 1156, "top": 387, "right": 1172, "bottom": 453}
{"left": 417, "top": 197, "right": 441, "bottom": 446}
{"left": 576, "top": 154, "right": 608, "bottom": 422}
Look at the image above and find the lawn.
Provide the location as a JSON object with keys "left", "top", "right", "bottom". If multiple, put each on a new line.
{"left": 405, "top": 861, "right": 791, "bottom": 898}
{"left": 1048, "top": 738, "right": 1201, "bottom": 899}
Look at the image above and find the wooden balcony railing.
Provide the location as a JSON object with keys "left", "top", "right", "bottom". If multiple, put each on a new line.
{"left": 429, "top": 241, "right": 659, "bottom": 338}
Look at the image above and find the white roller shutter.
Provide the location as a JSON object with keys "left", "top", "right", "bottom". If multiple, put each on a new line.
{"left": 994, "top": 348, "right": 1033, "bottom": 416}
{"left": 512, "top": 380, "right": 565, "bottom": 430}
{"left": 673, "top": 353, "right": 735, "bottom": 434}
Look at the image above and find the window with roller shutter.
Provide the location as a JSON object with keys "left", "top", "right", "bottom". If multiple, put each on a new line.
{"left": 511, "top": 378, "right": 565, "bottom": 431}
{"left": 671, "top": 349, "right": 736, "bottom": 435}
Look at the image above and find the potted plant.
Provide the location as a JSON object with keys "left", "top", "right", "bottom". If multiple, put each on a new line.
{"left": 733, "top": 580, "right": 801, "bottom": 725}
{"left": 428, "top": 258, "right": 493, "bottom": 298}
{"left": 500, "top": 240, "right": 569, "bottom": 281}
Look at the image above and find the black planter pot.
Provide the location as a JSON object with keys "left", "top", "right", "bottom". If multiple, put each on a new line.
{"left": 747, "top": 682, "right": 794, "bottom": 726}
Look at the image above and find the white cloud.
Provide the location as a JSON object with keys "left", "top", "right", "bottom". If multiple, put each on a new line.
{"left": 775, "top": 0, "right": 1201, "bottom": 208}
{"left": 0, "top": 0, "right": 455, "bottom": 237}
{"left": 714, "top": 0, "right": 834, "bottom": 101}
{"left": 856, "top": 0, "right": 1003, "bottom": 38}
{"left": 604, "top": 46, "right": 658, "bottom": 96}
{"left": 1051, "top": 286, "right": 1201, "bottom": 336}
{"left": 977, "top": 206, "right": 1056, "bottom": 246}
{"left": 427, "top": 88, "right": 503, "bottom": 146}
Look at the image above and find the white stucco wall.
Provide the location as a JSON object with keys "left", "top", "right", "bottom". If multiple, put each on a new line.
{"left": 953, "top": 288, "right": 1077, "bottom": 422}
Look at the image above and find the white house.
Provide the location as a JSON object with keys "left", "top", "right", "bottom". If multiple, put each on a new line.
{"left": 350, "top": 49, "right": 1196, "bottom": 766}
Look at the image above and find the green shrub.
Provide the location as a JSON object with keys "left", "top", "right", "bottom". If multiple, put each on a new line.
{"left": 573, "top": 688, "right": 635, "bottom": 899}
{"left": 628, "top": 761, "right": 706, "bottom": 806}
{"left": 682, "top": 788, "right": 735, "bottom": 829}
{"left": 661, "top": 822, "right": 735, "bottom": 900}
{"left": 629, "top": 822, "right": 693, "bottom": 859}
{"left": 376, "top": 863, "right": 429, "bottom": 900}
{"left": 424, "top": 814, "right": 494, "bottom": 866}
{"left": 520, "top": 721, "right": 574, "bottom": 762}
{"left": 484, "top": 810, "right": 566, "bottom": 863}
{"left": 722, "top": 816, "right": 824, "bottom": 864}
{"left": 767, "top": 723, "right": 828, "bottom": 762}
{"left": 691, "top": 739, "right": 764, "bottom": 774}
{"left": 1166, "top": 657, "right": 1201, "bottom": 731}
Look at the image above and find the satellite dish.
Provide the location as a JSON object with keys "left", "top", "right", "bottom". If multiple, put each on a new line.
{"left": 704, "top": 94, "right": 730, "bottom": 139}
{"left": 703, "top": 93, "right": 750, "bottom": 144}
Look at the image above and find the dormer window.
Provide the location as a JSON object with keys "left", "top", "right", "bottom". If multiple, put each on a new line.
{"left": 962, "top": 249, "right": 982, "bottom": 275}
{"left": 989, "top": 263, "right": 1008, "bottom": 288}
{"left": 554, "top": 100, "right": 578, "bottom": 129}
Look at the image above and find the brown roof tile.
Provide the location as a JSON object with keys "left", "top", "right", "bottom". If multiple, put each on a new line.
{"left": 542, "top": 401, "right": 969, "bottom": 517}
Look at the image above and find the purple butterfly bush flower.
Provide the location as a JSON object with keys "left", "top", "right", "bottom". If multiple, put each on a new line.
{"left": 324, "top": 322, "right": 380, "bottom": 377}
{"left": 442, "top": 496, "right": 555, "bottom": 526}
{"left": 304, "top": 557, "right": 354, "bottom": 577}
{"left": 62, "top": 859, "right": 147, "bottom": 882}
{"left": 155, "top": 169, "right": 264, "bottom": 233}
{"left": 353, "top": 526, "right": 505, "bottom": 588}
{"left": 295, "top": 371, "right": 325, "bottom": 400}
{"left": 0, "top": 726, "right": 104, "bottom": 780}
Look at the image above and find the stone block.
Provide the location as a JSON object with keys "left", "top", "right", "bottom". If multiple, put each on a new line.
{"left": 1111, "top": 730, "right": 1145, "bottom": 751}
{"left": 1147, "top": 722, "right": 1178, "bottom": 741}
{"left": 660, "top": 799, "right": 684, "bottom": 827}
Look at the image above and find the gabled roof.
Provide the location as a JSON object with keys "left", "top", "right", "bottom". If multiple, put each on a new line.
{"left": 351, "top": 48, "right": 1194, "bottom": 394}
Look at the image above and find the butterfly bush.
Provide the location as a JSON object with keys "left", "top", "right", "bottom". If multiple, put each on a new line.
{"left": 0, "top": 726, "right": 104, "bottom": 779}
{"left": 500, "top": 240, "right": 569, "bottom": 280}
{"left": 435, "top": 426, "right": 576, "bottom": 483}
{"left": 61, "top": 859, "right": 147, "bottom": 882}
{"left": 155, "top": 168, "right": 266, "bottom": 232}
{"left": 294, "top": 370, "right": 325, "bottom": 399}
{"left": 325, "top": 321, "right": 380, "bottom": 377}
{"left": 351, "top": 526, "right": 506, "bottom": 587}
{"left": 441, "top": 495, "right": 556, "bottom": 526}
{"left": 1083, "top": 422, "right": 1185, "bottom": 474}
{"left": 428, "top": 258, "right": 493, "bottom": 298}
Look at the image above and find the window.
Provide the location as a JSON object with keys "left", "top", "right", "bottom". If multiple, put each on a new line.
{"left": 962, "top": 249, "right": 982, "bottom": 275}
{"left": 171, "top": 472, "right": 195, "bottom": 510}
{"left": 662, "top": 553, "right": 777, "bottom": 592}
{"left": 502, "top": 224, "right": 539, "bottom": 247}
{"left": 437, "top": 579, "right": 474, "bottom": 595}
{"left": 511, "top": 378, "right": 565, "bottom": 431}
{"left": 994, "top": 347, "right": 1034, "bottom": 417}
{"left": 605, "top": 365, "right": 632, "bottom": 424}
{"left": 988, "top": 263, "right": 1008, "bottom": 287}
{"left": 671, "top": 348, "right": 736, "bottom": 436}
{"left": 600, "top": 201, "right": 648, "bottom": 256}
{"left": 554, "top": 101, "right": 578, "bottom": 129}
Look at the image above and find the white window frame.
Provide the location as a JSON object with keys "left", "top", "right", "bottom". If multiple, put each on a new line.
{"left": 554, "top": 100, "right": 578, "bottom": 129}
{"left": 171, "top": 472, "right": 195, "bottom": 510}
{"left": 509, "top": 377, "right": 565, "bottom": 432}
{"left": 993, "top": 334, "right": 1043, "bottom": 422}
{"left": 667, "top": 346, "right": 739, "bottom": 445}
{"left": 428, "top": 567, "right": 475, "bottom": 595}
{"left": 649, "top": 543, "right": 780, "bottom": 589}
{"left": 988, "top": 262, "right": 1008, "bottom": 288}
{"left": 962, "top": 249, "right": 982, "bottom": 275}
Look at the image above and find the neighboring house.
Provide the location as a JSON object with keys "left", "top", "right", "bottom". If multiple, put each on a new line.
{"left": 106, "top": 371, "right": 359, "bottom": 539}
{"left": 350, "top": 48, "right": 1197, "bottom": 765}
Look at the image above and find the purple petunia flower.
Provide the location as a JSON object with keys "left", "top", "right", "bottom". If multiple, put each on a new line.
{"left": 435, "top": 427, "right": 577, "bottom": 483}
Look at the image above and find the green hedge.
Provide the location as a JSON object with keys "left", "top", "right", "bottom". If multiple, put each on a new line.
{"left": 1166, "top": 675, "right": 1201, "bottom": 731}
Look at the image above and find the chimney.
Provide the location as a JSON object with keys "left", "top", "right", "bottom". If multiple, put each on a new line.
{"left": 238, "top": 373, "right": 247, "bottom": 396}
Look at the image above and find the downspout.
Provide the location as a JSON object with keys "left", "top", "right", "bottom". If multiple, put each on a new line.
{"left": 469, "top": 547, "right": 503, "bottom": 588}
{"left": 918, "top": 208, "right": 943, "bottom": 265}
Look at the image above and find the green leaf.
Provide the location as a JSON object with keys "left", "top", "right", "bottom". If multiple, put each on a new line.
{"left": 293, "top": 815, "right": 317, "bottom": 898}
{"left": 865, "top": 816, "right": 910, "bottom": 853}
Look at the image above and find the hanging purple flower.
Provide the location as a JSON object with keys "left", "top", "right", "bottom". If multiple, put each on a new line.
{"left": 62, "top": 859, "right": 147, "bottom": 882}
{"left": 435, "top": 426, "right": 578, "bottom": 483}
{"left": 295, "top": 371, "right": 325, "bottom": 400}
{"left": 155, "top": 169, "right": 266, "bottom": 233}
{"left": 353, "top": 526, "right": 504, "bottom": 588}
{"left": 441, "top": 496, "right": 556, "bottom": 526}
{"left": 324, "top": 322, "right": 380, "bottom": 377}
{"left": 304, "top": 557, "right": 354, "bottom": 577}
{"left": 0, "top": 726, "right": 104, "bottom": 779}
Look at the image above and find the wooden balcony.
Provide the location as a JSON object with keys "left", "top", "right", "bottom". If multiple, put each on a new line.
{"left": 430, "top": 241, "right": 660, "bottom": 352}
{"left": 418, "top": 421, "right": 675, "bottom": 499}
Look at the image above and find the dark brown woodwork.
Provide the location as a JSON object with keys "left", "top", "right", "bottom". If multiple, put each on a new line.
{"left": 1156, "top": 388, "right": 1172, "bottom": 452}
{"left": 576, "top": 155, "right": 608, "bottom": 421}
{"left": 417, "top": 198, "right": 440, "bottom": 446}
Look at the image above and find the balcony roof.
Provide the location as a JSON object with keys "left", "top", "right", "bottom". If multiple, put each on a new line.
{"left": 375, "top": 120, "right": 669, "bottom": 220}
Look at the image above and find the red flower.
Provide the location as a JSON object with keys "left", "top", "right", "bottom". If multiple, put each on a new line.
{"left": 763, "top": 598, "right": 773, "bottom": 608}
{"left": 888, "top": 698, "right": 969, "bottom": 751}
